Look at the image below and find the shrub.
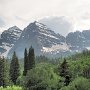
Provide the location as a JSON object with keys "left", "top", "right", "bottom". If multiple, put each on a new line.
{"left": 60, "top": 77, "right": 90, "bottom": 90}
{"left": 0, "top": 86, "right": 22, "bottom": 90}
{"left": 24, "top": 63, "right": 61, "bottom": 90}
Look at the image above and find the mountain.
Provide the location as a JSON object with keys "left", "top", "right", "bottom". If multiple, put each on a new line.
{"left": 66, "top": 30, "right": 90, "bottom": 52}
{"left": 0, "top": 26, "right": 22, "bottom": 56}
{"left": 8, "top": 21, "right": 69, "bottom": 58}
{"left": 1, "top": 21, "right": 90, "bottom": 58}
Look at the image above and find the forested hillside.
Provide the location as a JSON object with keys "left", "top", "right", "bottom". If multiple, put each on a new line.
{"left": 0, "top": 47, "right": 90, "bottom": 90}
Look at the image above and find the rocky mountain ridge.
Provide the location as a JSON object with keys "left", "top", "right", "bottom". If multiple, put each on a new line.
{"left": 0, "top": 21, "right": 90, "bottom": 58}
{"left": 0, "top": 26, "right": 22, "bottom": 56}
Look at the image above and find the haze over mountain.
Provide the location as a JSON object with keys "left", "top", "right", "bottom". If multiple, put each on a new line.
{"left": 7, "top": 21, "right": 90, "bottom": 58}
{"left": 39, "top": 16, "right": 73, "bottom": 36}
{"left": 1, "top": 0, "right": 90, "bottom": 33}
{"left": 8, "top": 21, "right": 67, "bottom": 58}
{"left": 0, "top": 26, "right": 22, "bottom": 56}
{"left": 0, "top": 20, "right": 90, "bottom": 58}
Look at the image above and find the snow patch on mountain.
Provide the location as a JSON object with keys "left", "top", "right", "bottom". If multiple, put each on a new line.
{"left": 0, "top": 43, "right": 12, "bottom": 57}
{"left": 0, "top": 26, "right": 22, "bottom": 57}
{"left": 41, "top": 43, "right": 69, "bottom": 53}
{"left": 39, "top": 32, "right": 58, "bottom": 39}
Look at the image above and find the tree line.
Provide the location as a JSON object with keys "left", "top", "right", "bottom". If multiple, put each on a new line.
{"left": 0, "top": 46, "right": 35, "bottom": 87}
{"left": 0, "top": 47, "right": 90, "bottom": 90}
{"left": 0, "top": 46, "right": 70, "bottom": 88}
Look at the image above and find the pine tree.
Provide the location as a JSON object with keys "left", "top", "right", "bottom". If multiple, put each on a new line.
{"left": 23, "top": 48, "right": 28, "bottom": 76}
{"left": 64, "top": 75, "right": 70, "bottom": 86}
{"left": 10, "top": 51, "right": 20, "bottom": 84}
{"left": 58, "top": 58, "right": 70, "bottom": 86}
{"left": 0, "top": 57, "right": 10, "bottom": 87}
{"left": 23, "top": 46, "right": 35, "bottom": 76}
{"left": 28, "top": 46, "right": 35, "bottom": 70}
{"left": 59, "top": 58, "right": 69, "bottom": 77}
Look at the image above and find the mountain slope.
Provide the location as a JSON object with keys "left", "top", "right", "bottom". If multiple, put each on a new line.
{"left": 0, "top": 26, "right": 22, "bottom": 56}
{"left": 8, "top": 21, "right": 68, "bottom": 58}
{"left": 66, "top": 30, "right": 90, "bottom": 52}
{"left": 1, "top": 21, "right": 90, "bottom": 58}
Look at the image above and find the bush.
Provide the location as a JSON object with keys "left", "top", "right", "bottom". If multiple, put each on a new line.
{"left": 60, "top": 77, "right": 90, "bottom": 90}
{"left": 0, "top": 86, "right": 22, "bottom": 90}
{"left": 23, "top": 63, "right": 61, "bottom": 90}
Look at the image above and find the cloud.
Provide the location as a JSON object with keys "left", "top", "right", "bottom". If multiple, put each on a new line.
{"left": 15, "top": 16, "right": 26, "bottom": 21}
{"left": 0, "top": 17, "right": 5, "bottom": 27}
{"left": 39, "top": 16, "right": 73, "bottom": 36}
{"left": 0, "top": 0, "right": 90, "bottom": 33}
{"left": 81, "top": 13, "right": 90, "bottom": 20}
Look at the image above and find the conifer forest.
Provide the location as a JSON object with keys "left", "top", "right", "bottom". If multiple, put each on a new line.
{"left": 0, "top": 46, "right": 90, "bottom": 90}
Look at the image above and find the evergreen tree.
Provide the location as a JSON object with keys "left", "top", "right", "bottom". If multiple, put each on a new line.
{"left": 0, "top": 57, "right": 10, "bottom": 87}
{"left": 23, "top": 48, "right": 28, "bottom": 76}
{"left": 59, "top": 58, "right": 69, "bottom": 77}
{"left": 28, "top": 46, "right": 35, "bottom": 70}
{"left": 10, "top": 51, "right": 20, "bottom": 84}
{"left": 23, "top": 46, "right": 35, "bottom": 76}
{"left": 58, "top": 58, "right": 70, "bottom": 86}
{"left": 64, "top": 75, "right": 70, "bottom": 86}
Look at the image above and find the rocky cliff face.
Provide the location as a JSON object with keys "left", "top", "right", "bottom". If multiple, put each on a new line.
{"left": 66, "top": 30, "right": 90, "bottom": 52}
{"left": 0, "top": 26, "right": 22, "bottom": 56}
{"left": 1, "top": 21, "right": 90, "bottom": 58}
{"left": 8, "top": 21, "right": 67, "bottom": 58}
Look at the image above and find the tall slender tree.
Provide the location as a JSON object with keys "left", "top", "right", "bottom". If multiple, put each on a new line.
{"left": 23, "top": 46, "right": 35, "bottom": 76}
{"left": 0, "top": 57, "right": 9, "bottom": 87}
{"left": 10, "top": 51, "right": 20, "bottom": 84}
{"left": 28, "top": 46, "right": 35, "bottom": 70}
{"left": 23, "top": 48, "right": 28, "bottom": 76}
{"left": 59, "top": 58, "right": 69, "bottom": 77}
{"left": 58, "top": 58, "right": 70, "bottom": 86}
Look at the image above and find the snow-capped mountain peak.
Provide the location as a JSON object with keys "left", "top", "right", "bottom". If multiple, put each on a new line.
{"left": 8, "top": 26, "right": 20, "bottom": 31}
{"left": 1, "top": 20, "right": 90, "bottom": 58}
{"left": 0, "top": 26, "right": 22, "bottom": 57}
{"left": 8, "top": 21, "right": 66, "bottom": 58}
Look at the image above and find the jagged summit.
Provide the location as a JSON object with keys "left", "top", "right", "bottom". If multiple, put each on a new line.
{"left": 25, "top": 21, "right": 50, "bottom": 33}
{"left": 23, "top": 21, "right": 64, "bottom": 40}
{"left": 1, "top": 20, "right": 90, "bottom": 58}
{"left": 8, "top": 21, "right": 66, "bottom": 58}
{"left": 1, "top": 26, "right": 22, "bottom": 44}
{"left": 34, "top": 21, "right": 49, "bottom": 29}
{"left": 7, "top": 26, "right": 22, "bottom": 33}
{"left": 0, "top": 26, "right": 22, "bottom": 56}
{"left": 8, "top": 25, "right": 20, "bottom": 30}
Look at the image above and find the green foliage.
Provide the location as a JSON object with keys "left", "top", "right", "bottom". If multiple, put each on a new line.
{"left": 23, "top": 46, "right": 35, "bottom": 76}
{"left": 68, "top": 55, "right": 90, "bottom": 78}
{"left": 24, "top": 63, "right": 61, "bottom": 90}
{"left": 1, "top": 47, "right": 90, "bottom": 90}
{"left": 58, "top": 58, "right": 69, "bottom": 77}
{"left": 10, "top": 51, "right": 20, "bottom": 84}
{"left": 0, "top": 86, "right": 22, "bottom": 90}
{"left": 23, "top": 48, "right": 28, "bottom": 76}
{"left": 35, "top": 55, "right": 49, "bottom": 63}
{"left": 16, "top": 75, "right": 25, "bottom": 86}
{"left": 58, "top": 58, "right": 71, "bottom": 86}
{"left": 28, "top": 46, "right": 35, "bottom": 69}
{"left": 60, "top": 77, "right": 90, "bottom": 90}
{"left": 0, "top": 57, "right": 10, "bottom": 87}
{"left": 14, "top": 50, "right": 90, "bottom": 90}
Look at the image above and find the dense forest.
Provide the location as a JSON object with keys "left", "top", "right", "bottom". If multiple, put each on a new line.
{"left": 0, "top": 46, "right": 90, "bottom": 90}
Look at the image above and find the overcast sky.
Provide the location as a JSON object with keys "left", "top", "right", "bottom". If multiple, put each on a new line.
{"left": 0, "top": 0, "right": 90, "bottom": 33}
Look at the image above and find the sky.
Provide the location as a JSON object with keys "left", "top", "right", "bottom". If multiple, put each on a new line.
{"left": 0, "top": 0, "right": 90, "bottom": 34}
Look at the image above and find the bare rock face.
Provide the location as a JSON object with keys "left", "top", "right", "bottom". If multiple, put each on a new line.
{"left": 0, "top": 26, "right": 22, "bottom": 56}
{"left": 8, "top": 21, "right": 66, "bottom": 58}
